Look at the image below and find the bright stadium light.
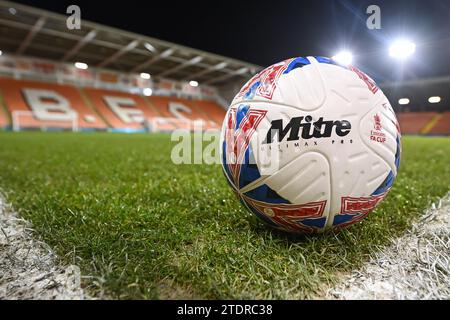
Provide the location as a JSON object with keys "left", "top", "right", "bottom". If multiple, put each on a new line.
{"left": 0, "top": 50, "right": 2, "bottom": 56}
{"left": 428, "top": 96, "right": 441, "bottom": 104}
{"left": 74, "top": 62, "right": 88, "bottom": 70}
{"left": 398, "top": 98, "right": 410, "bottom": 105}
{"left": 331, "top": 51, "right": 353, "bottom": 66}
{"left": 140, "top": 72, "right": 151, "bottom": 79}
{"left": 143, "top": 88, "right": 153, "bottom": 96}
{"left": 189, "top": 80, "right": 199, "bottom": 87}
{"left": 389, "top": 40, "right": 416, "bottom": 59}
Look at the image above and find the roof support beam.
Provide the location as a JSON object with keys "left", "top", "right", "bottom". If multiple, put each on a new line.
{"left": 204, "top": 67, "right": 249, "bottom": 85}
{"left": 182, "top": 61, "right": 227, "bottom": 80}
{"left": 61, "top": 30, "right": 97, "bottom": 61}
{"left": 96, "top": 40, "right": 139, "bottom": 68}
{"left": 16, "top": 16, "right": 46, "bottom": 55}
{"left": 131, "top": 48, "right": 174, "bottom": 72}
{"left": 157, "top": 55, "right": 203, "bottom": 77}
{"left": 380, "top": 76, "right": 450, "bottom": 88}
{"left": 0, "top": 1, "right": 263, "bottom": 87}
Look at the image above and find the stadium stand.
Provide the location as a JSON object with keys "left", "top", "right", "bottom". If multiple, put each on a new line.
{"left": 428, "top": 111, "right": 450, "bottom": 135}
{"left": 148, "top": 96, "right": 222, "bottom": 130}
{"left": 193, "top": 99, "right": 229, "bottom": 126}
{"left": 0, "top": 76, "right": 227, "bottom": 132}
{"left": 83, "top": 88, "right": 159, "bottom": 132}
{"left": 396, "top": 112, "right": 437, "bottom": 135}
{"left": 84, "top": 88, "right": 224, "bottom": 132}
{"left": 0, "top": 78, "right": 107, "bottom": 130}
{"left": 0, "top": 75, "right": 448, "bottom": 135}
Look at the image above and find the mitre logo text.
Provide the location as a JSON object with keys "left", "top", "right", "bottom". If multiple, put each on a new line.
{"left": 263, "top": 115, "right": 352, "bottom": 144}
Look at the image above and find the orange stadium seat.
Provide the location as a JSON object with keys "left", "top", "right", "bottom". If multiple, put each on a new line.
{"left": 83, "top": 88, "right": 159, "bottom": 131}
{"left": 0, "top": 78, "right": 107, "bottom": 130}
{"left": 428, "top": 111, "right": 450, "bottom": 135}
{"left": 192, "top": 100, "right": 227, "bottom": 127}
{"left": 148, "top": 96, "right": 221, "bottom": 130}
{"left": 397, "top": 112, "right": 437, "bottom": 134}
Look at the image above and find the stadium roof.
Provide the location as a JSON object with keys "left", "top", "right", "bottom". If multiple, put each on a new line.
{"left": 0, "top": 0, "right": 263, "bottom": 87}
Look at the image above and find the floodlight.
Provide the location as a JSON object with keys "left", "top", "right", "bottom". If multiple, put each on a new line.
{"left": 389, "top": 40, "right": 416, "bottom": 59}
{"left": 398, "top": 98, "right": 410, "bottom": 105}
{"left": 143, "top": 88, "right": 153, "bottom": 96}
{"left": 74, "top": 62, "right": 88, "bottom": 70}
{"left": 331, "top": 51, "right": 353, "bottom": 66}
{"left": 428, "top": 96, "right": 441, "bottom": 104}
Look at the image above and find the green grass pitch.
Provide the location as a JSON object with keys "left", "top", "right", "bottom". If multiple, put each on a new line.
{"left": 0, "top": 132, "right": 449, "bottom": 299}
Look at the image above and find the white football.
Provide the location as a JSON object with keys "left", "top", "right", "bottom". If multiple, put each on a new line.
{"left": 220, "top": 56, "right": 401, "bottom": 233}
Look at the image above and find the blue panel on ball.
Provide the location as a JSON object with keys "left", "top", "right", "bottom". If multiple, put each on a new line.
{"left": 332, "top": 214, "right": 355, "bottom": 226}
{"left": 235, "top": 104, "right": 250, "bottom": 130}
{"left": 298, "top": 217, "right": 327, "bottom": 228}
{"left": 395, "top": 135, "right": 401, "bottom": 171}
{"left": 314, "top": 56, "right": 350, "bottom": 69}
{"left": 314, "top": 56, "right": 334, "bottom": 64}
{"left": 372, "top": 170, "right": 395, "bottom": 196}
{"left": 244, "top": 183, "right": 290, "bottom": 204}
{"left": 283, "top": 57, "right": 310, "bottom": 74}
{"left": 238, "top": 145, "right": 261, "bottom": 189}
{"left": 371, "top": 134, "right": 400, "bottom": 196}
{"left": 244, "top": 81, "right": 261, "bottom": 99}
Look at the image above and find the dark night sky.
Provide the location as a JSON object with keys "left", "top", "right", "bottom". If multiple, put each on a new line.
{"left": 11, "top": 0, "right": 450, "bottom": 82}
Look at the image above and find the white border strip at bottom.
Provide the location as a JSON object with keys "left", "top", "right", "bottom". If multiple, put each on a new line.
{"left": 0, "top": 194, "right": 89, "bottom": 300}
{"left": 326, "top": 192, "right": 450, "bottom": 300}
